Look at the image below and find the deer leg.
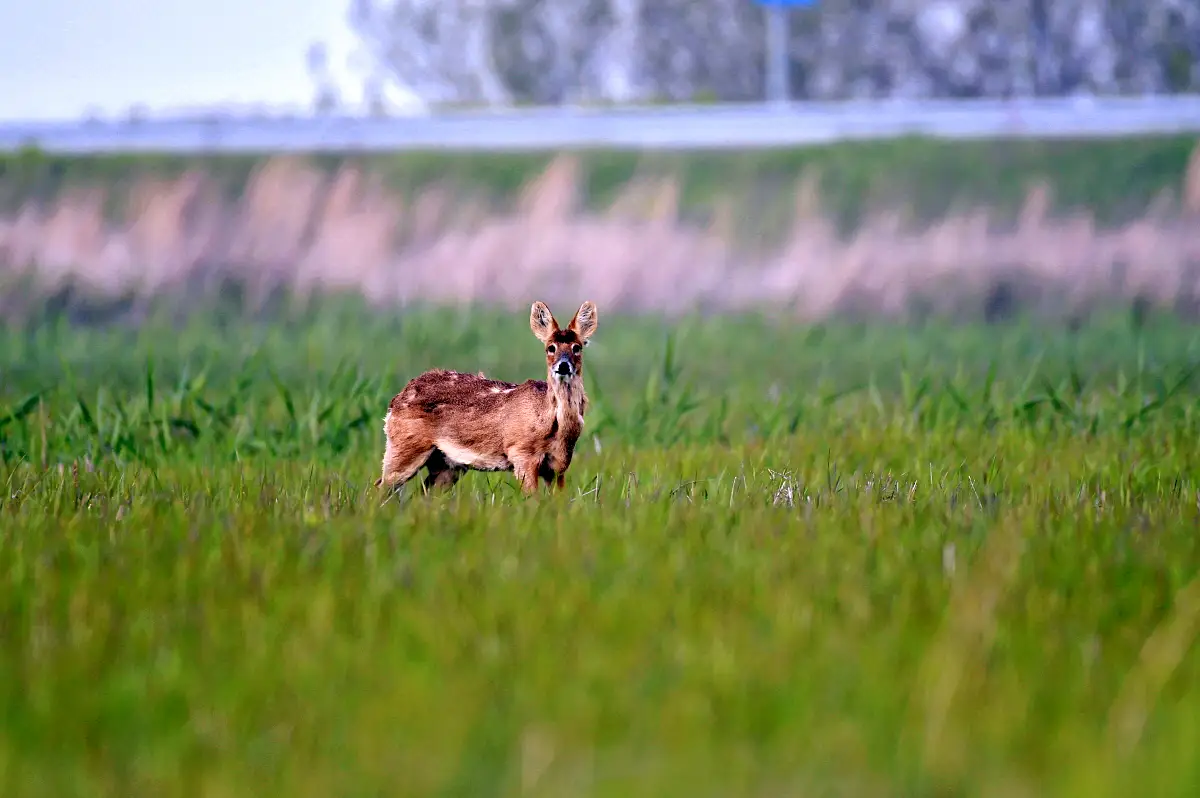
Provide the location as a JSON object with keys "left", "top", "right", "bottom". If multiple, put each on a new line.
{"left": 512, "top": 459, "right": 542, "bottom": 495}
{"left": 535, "top": 455, "right": 572, "bottom": 494}
{"left": 423, "top": 449, "right": 467, "bottom": 493}
{"left": 431, "top": 467, "right": 467, "bottom": 491}
{"left": 375, "top": 435, "right": 433, "bottom": 491}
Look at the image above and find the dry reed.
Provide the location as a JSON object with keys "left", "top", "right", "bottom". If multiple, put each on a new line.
{"left": 3, "top": 150, "right": 1200, "bottom": 320}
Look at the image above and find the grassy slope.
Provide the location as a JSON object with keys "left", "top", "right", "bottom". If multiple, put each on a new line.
{"left": 2, "top": 134, "right": 1197, "bottom": 228}
{"left": 2, "top": 300, "right": 1200, "bottom": 796}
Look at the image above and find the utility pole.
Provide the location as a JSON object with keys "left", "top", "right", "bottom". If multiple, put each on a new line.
{"left": 765, "top": 4, "right": 789, "bottom": 103}
{"left": 756, "top": 0, "right": 817, "bottom": 104}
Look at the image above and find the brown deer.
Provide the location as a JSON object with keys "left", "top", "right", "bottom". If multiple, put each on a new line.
{"left": 374, "top": 300, "right": 599, "bottom": 496}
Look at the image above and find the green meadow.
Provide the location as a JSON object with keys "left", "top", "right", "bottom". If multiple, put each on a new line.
{"left": 1, "top": 295, "right": 1199, "bottom": 797}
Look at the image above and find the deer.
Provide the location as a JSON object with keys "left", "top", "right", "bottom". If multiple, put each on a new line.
{"left": 374, "top": 300, "right": 599, "bottom": 497}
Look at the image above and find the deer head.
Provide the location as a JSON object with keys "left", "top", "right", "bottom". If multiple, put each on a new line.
{"left": 530, "top": 300, "right": 598, "bottom": 383}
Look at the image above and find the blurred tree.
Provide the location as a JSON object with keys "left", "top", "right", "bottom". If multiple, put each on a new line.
{"left": 364, "top": 72, "right": 389, "bottom": 117}
{"left": 307, "top": 42, "right": 342, "bottom": 115}
{"left": 343, "top": 0, "right": 769, "bottom": 106}
{"left": 336, "top": 0, "right": 1200, "bottom": 107}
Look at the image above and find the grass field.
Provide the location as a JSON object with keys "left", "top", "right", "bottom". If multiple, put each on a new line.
{"left": 2, "top": 296, "right": 1200, "bottom": 797}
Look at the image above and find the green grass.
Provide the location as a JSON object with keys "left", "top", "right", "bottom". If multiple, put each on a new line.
{"left": 2, "top": 296, "right": 1200, "bottom": 797}
{"left": 3, "top": 133, "right": 1197, "bottom": 229}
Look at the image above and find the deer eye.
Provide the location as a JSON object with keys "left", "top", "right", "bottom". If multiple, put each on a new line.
{"left": 546, "top": 344, "right": 556, "bottom": 354}
{"left": 571, "top": 344, "right": 582, "bottom": 354}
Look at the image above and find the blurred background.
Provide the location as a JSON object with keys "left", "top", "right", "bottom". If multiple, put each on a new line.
{"left": 1, "top": 0, "right": 1199, "bottom": 325}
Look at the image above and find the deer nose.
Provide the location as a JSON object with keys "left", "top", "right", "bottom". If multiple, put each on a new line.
{"left": 554, "top": 359, "right": 573, "bottom": 376}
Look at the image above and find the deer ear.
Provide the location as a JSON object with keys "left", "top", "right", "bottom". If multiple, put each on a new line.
{"left": 568, "top": 301, "right": 598, "bottom": 341}
{"left": 530, "top": 301, "right": 559, "bottom": 342}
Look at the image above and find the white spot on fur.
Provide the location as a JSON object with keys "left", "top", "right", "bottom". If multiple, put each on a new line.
{"left": 437, "top": 439, "right": 509, "bottom": 471}
{"left": 490, "top": 386, "right": 503, "bottom": 394}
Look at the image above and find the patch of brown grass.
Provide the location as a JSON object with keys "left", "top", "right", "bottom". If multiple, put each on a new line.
{"left": 3, "top": 150, "right": 1200, "bottom": 321}
{"left": 1185, "top": 144, "right": 1200, "bottom": 216}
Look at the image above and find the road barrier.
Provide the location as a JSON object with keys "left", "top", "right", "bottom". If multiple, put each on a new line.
{"left": 3, "top": 95, "right": 1200, "bottom": 153}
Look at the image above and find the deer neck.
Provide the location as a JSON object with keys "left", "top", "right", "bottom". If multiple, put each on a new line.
{"left": 547, "top": 372, "right": 586, "bottom": 434}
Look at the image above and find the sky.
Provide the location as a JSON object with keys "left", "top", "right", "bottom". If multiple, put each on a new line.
{"left": 0, "top": 0, "right": 403, "bottom": 121}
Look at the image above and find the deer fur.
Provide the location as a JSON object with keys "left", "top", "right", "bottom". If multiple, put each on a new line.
{"left": 374, "top": 300, "right": 599, "bottom": 496}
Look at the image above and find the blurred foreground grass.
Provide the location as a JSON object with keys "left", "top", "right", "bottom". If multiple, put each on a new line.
{"left": 1, "top": 297, "right": 1199, "bottom": 797}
